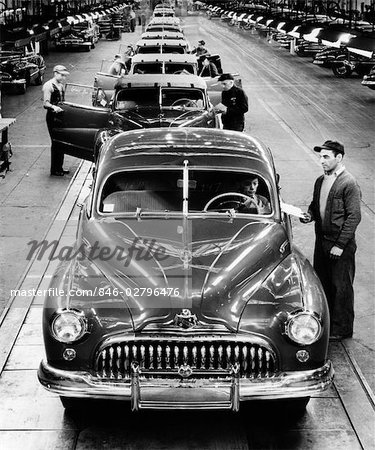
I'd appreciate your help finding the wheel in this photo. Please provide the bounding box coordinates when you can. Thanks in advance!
[274,397,310,417]
[60,396,92,410]
[17,83,27,95]
[332,62,353,78]
[35,73,44,85]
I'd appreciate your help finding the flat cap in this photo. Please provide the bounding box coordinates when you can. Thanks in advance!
[53,64,69,75]
[218,73,234,81]
[314,140,345,155]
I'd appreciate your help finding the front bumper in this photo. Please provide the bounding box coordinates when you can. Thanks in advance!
[38,359,334,411]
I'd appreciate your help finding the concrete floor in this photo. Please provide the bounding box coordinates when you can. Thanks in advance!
[0,12,374,450]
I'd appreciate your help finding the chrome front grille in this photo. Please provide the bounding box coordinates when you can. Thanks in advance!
[95,340,277,379]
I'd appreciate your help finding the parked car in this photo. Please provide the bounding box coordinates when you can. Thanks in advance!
[55,19,99,51]
[0,51,46,93]
[38,127,334,412]
[361,64,375,89]
[331,53,375,77]
[313,46,346,68]
[52,75,220,161]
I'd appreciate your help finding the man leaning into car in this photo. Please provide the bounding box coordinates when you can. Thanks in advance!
[300,141,361,340]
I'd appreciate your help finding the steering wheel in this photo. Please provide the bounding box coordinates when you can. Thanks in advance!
[171,98,198,107]
[203,192,250,211]
[173,69,187,74]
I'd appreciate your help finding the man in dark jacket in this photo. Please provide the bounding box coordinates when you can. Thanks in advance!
[214,73,248,131]
[301,140,361,340]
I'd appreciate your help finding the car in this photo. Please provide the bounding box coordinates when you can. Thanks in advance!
[313,46,346,67]
[55,19,99,51]
[141,31,185,40]
[129,53,198,75]
[38,127,334,412]
[148,16,181,26]
[331,52,375,77]
[0,51,46,93]
[53,75,220,161]
[361,64,375,89]
[135,38,190,54]
[153,8,175,17]
[146,24,183,34]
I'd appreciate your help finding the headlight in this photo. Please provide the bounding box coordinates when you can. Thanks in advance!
[51,310,86,343]
[286,312,321,345]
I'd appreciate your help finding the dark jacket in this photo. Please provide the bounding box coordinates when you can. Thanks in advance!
[199,62,219,78]
[308,170,361,248]
[221,85,248,131]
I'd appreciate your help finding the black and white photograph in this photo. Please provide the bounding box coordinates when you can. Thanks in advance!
[0,0,374,448]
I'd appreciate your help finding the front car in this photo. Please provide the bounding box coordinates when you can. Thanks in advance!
[107,74,218,128]
[39,129,333,411]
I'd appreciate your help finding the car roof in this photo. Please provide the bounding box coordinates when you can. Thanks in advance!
[115,74,206,89]
[98,129,276,182]
[136,39,188,47]
[131,53,197,63]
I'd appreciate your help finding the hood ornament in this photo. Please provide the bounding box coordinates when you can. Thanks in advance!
[174,309,198,329]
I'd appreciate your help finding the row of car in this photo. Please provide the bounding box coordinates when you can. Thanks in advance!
[206,4,375,90]
[0,4,130,95]
[38,3,334,413]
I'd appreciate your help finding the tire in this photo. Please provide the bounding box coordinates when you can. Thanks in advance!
[35,73,44,85]
[332,62,353,78]
[275,397,310,417]
[17,83,27,95]
[60,396,91,410]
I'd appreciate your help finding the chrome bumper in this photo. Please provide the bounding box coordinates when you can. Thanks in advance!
[38,359,334,411]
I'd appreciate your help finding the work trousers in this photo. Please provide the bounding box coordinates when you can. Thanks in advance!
[313,238,356,336]
[46,113,64,174]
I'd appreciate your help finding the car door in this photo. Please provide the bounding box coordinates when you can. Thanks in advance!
[52,84,111,162]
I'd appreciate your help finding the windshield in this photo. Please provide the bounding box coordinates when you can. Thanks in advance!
[115,88,159,110]
[161,88,205,109]
[99,169,273,215]
[137,45,186,54]
[132,62,163,74]
[114,88,205,111]
[164,63,195,74]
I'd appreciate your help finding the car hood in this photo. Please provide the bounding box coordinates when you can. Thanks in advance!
[70,217,293,332]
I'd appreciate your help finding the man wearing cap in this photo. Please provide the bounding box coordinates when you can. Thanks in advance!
[214,73,248,132]
[192,40,208,57]
[108,54,126,76]
[199,55,219,78]
[42,65,70,176]
[301,140,361,340]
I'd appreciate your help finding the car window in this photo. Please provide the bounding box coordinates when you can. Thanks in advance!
[137,46,161,54]
[164,63,195,74]
[161,88,205,109]
[99,170,272,215]
[115,88,159,110]
[132,63,163,74]
[161,45,185,54]
[187,171,272,215]
[100,170,183,213]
